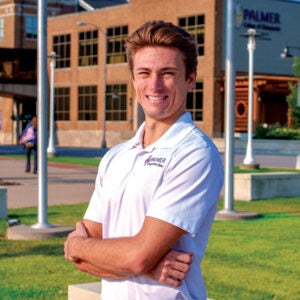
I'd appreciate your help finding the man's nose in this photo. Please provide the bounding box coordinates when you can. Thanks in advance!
[149,74,164,90]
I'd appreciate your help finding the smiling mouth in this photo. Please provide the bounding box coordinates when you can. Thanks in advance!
[147,95,168,102]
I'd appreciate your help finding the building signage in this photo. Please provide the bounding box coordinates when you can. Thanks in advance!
[236,1,281,32]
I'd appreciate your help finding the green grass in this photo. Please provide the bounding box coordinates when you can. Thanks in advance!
[48,156,101,167]
[0,198,299,299]
[0,204,93,300]
[0,154,101,167]
[234,166,300,173]
[204,198,300,300]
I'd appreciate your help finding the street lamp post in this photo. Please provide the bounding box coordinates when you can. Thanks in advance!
[77,21,107,149]
[47,51,59,157]
[241,28,260,169]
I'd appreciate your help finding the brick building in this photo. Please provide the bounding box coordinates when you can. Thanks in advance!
[0,0,77,144]
[1,0,300,147]
[46,0,224,147]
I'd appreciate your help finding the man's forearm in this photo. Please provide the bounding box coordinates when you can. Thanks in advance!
[66,234,144,277]
[74,260,132,280]
[74,248,192,288]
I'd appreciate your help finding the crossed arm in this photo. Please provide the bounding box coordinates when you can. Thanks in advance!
[64,216,193,287]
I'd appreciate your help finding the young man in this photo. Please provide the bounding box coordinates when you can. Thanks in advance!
[64,20,224,299]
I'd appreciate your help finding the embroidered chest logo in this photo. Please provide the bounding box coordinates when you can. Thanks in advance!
[144,155,166,168]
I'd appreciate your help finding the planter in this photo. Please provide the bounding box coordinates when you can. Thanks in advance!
[234,172,300,201]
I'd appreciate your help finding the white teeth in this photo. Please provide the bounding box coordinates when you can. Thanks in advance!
[148,96,165,101]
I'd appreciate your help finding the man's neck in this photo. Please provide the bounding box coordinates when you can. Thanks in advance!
[142,118,175,148]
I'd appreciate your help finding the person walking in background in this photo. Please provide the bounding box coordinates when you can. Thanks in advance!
[19,115,38,174]
[64,20,224,299]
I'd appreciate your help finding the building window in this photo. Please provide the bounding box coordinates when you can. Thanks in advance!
[78,85,97,121]
[186,81,203,121]
[53,34,71,68]
[106,84,127,121]
[55,87,70,121]
[178,15,205,56]
[78,30,98,66]
[107,26,128,64]
[0,18,4,39]
[25,16,37,39]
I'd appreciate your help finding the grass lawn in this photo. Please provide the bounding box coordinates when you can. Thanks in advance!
[205,198,300,300]
[1,154,101,167]
[0,198,299,299]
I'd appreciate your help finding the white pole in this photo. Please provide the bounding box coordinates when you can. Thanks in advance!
[222,0,236,212]
[47,52,58,157]
[32,0,52,228]
[243,29,256,165]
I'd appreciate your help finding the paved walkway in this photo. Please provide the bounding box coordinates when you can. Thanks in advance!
[0,156,98,209]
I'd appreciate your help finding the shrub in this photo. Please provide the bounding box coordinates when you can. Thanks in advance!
[255,124,300,140]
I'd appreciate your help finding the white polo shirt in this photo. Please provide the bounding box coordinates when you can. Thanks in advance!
[84,112,224,300]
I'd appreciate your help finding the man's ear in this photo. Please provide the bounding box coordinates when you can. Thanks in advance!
[132,77,136,89]
[187,72,197,90]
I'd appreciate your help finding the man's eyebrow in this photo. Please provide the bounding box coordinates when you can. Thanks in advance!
[135,67,150,71]
[135,67,179,72]
[160,67,178,72]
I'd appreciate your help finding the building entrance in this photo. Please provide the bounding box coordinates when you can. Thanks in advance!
[260,92,288,126]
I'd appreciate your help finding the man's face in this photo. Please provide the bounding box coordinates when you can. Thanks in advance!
[132,46,196,125]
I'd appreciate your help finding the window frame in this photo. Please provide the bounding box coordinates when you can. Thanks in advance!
[178,15,205,56]
[186,81,204,121]
[25,15,37,40]
[78,30,98,66]
[53,34,71,69]
[106,26,128,64]
[78,85,98,121]
[54,87,70,121]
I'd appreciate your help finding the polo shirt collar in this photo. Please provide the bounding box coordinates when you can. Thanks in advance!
[128,112,196,150]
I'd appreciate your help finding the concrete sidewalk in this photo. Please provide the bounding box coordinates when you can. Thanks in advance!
[0,156,98,209]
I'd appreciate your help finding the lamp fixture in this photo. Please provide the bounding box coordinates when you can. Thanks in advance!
[280,46,300,59]
[280,47,293,59]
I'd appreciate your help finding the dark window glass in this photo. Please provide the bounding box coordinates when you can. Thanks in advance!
[105,84,127,121]
[186,81,203,121]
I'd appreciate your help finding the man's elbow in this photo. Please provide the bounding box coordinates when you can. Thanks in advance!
[123,252,154,275]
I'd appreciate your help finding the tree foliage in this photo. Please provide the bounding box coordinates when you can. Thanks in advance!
[286,56,300,126]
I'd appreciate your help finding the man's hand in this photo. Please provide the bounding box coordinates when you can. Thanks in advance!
[146,250,193,287]
[64,222,88,262]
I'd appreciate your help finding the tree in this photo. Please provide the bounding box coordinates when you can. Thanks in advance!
[286,56,300,126]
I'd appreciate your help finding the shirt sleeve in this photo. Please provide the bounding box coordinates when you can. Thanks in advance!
[146,145,223,236]
[83,167,104,223]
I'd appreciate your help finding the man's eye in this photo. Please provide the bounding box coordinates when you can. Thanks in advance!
[162,72,175,77]
[136,72,149,77]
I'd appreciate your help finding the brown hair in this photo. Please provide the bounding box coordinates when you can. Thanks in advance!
[125,20,198,79]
